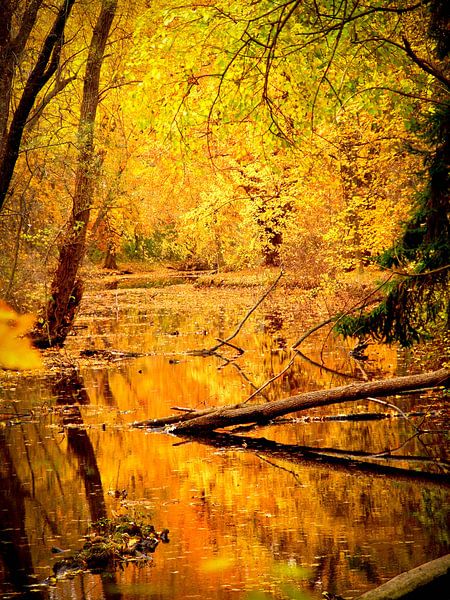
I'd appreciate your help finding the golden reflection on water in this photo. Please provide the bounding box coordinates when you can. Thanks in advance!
[0,280,449,599]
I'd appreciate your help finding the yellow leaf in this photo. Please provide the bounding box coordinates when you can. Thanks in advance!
[0,301,42,370]
[127,536,141,549]
[201,556,235,573]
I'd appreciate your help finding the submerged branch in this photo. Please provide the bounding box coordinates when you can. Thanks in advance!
[292,315,338,349]
[243,348,300,403]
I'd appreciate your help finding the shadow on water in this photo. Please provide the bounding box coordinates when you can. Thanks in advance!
[187,432,450,488]
[53,371,107,523]
[0,370,123,599]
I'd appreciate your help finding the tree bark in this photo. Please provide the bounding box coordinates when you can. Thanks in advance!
[103,243,119,270]
[356,553,450,600]
[32,0,118,347]
[0,0,75,213]
[133,368,449,433]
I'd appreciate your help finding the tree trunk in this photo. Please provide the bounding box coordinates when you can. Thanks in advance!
[262,227,283,267]
[0,0,75,213]
[356,553,450,600]
[133,368,449,433]
[0,0,44,147]
[103,242,119,270]
[32,0,118,347]
[0,2,15,149]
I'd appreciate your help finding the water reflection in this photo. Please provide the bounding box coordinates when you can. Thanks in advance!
[54,372,107,522]
[0,429,47,599]
[0,276,449,599]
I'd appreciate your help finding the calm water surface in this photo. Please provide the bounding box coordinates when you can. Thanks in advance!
[0,275,449,599]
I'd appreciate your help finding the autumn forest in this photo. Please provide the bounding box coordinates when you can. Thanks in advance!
[0,0,449,598]
[0,0,447,341]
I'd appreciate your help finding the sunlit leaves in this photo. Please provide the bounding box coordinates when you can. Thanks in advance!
[110,0,432,277]
[1,0,443,315]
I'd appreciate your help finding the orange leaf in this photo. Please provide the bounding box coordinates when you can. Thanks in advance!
[0,301,42,370]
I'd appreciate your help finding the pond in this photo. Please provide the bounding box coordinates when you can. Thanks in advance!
[0,271,449,599]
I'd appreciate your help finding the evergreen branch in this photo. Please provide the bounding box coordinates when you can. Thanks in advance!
[382,264,450,278]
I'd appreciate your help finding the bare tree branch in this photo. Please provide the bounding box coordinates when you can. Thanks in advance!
[189,269,283,356]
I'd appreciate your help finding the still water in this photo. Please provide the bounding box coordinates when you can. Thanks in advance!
[1,274,449,599]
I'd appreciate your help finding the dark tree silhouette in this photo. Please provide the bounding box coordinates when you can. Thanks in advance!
[33,0,118,347]
[0,0,75,213]
[337,0,450,345]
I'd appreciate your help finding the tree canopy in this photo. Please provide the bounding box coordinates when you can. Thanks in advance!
[0,0,448,346]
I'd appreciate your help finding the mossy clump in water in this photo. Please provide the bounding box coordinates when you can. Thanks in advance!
[52,514,169,580]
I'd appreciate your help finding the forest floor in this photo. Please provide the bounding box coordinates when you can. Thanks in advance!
[80,261,378,321]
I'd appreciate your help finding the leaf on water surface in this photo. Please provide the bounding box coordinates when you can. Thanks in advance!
[272,562,312,581]
[0,301,42,370]
[126,535,141,549]
[201,555,235,572]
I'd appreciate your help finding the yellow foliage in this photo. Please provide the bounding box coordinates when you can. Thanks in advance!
[0,301,42,370]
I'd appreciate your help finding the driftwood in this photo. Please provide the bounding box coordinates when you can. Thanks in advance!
[79,349,145,359]
[357,553,450,599]
[133,367,449,433]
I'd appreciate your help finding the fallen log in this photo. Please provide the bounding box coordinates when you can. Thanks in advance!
[356,553,450,599]
[133,368,449,433]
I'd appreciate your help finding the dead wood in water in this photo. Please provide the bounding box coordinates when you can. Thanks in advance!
[356,553,450,599]
[133,368,449,433]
